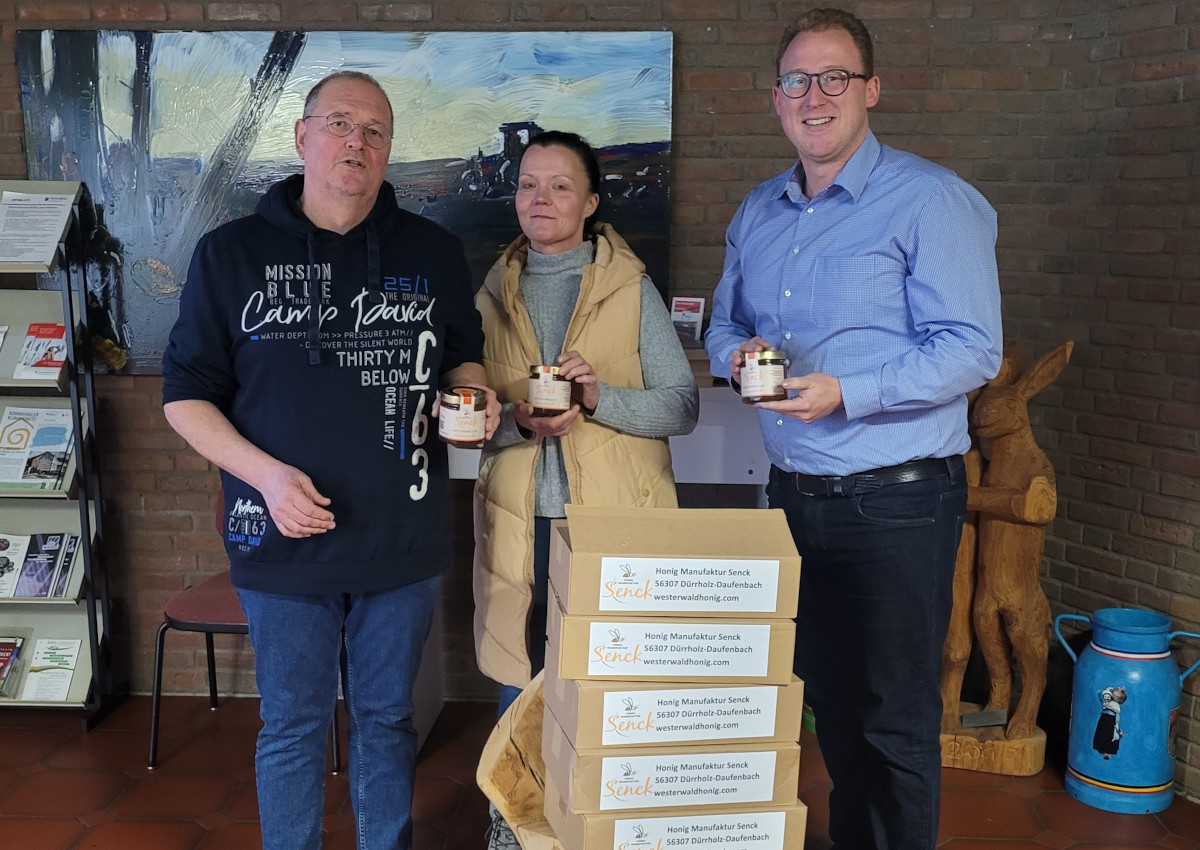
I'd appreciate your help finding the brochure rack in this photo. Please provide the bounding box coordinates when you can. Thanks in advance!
[0,180,127,727]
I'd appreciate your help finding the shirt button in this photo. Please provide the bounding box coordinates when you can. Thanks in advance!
[792,246,799,254]
[806,208,814,214]
[777,419,784,426]
[784,290,791,297]
[784,332,792,340]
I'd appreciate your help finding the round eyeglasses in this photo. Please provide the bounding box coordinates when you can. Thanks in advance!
[776,69,870,99]
[303,112,391,149]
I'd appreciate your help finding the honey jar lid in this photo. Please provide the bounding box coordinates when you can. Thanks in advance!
[441,386,478,402]
[747,350,784,360]
[529,365,563,376]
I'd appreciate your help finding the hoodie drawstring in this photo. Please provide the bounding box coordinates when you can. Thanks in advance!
[367,225,384,306]
[307,233,321,365]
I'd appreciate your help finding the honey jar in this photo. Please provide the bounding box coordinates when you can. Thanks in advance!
[438,387,487,447]
[740,350,787,404]
[528,365,573,416]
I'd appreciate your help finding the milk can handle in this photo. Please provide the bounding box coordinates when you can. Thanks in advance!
[1054,614,1092,663]
[1167,630,1200,683]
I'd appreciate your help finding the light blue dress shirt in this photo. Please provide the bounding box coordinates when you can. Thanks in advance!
[706,132,1003,477]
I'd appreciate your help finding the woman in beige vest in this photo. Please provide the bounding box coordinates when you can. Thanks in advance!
[473,132,698,849]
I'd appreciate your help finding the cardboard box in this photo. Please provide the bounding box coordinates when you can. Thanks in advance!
[550,505,800,618]
[547,595,796,684]
[544,770,808,850]
[544,660,805,750]
[514,818,565,850]
[542,708,801,814]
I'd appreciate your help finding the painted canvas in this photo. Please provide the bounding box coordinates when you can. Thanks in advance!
[16,30,673,373]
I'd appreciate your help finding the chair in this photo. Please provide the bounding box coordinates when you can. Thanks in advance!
[148,569,343,770]
[148,488,342,770]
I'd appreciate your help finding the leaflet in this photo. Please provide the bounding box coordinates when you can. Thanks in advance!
[0,407,73,488]
[19,638,81,702]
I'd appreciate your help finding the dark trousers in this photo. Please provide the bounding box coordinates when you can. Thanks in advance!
[768,457,966,850]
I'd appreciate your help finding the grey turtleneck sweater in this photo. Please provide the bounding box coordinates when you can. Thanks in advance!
[490,239,699,517]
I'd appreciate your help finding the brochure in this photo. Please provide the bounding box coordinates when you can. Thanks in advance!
[0,532,31,596]
[19,638,81,702]
[12,322,67,381]
[13,533,70,598]
[0,407,74,489]
[670,296,705,344]
[51,535,79,598]
[0,635,24,697]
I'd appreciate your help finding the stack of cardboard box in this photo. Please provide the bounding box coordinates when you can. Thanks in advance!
[541,504,808,849]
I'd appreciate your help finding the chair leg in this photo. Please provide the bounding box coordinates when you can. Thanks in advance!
[331,701,342,775]
[205,633,218,709]
[148,621,170,769]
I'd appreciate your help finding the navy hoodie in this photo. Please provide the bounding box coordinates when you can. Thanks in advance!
[162,175,484,594]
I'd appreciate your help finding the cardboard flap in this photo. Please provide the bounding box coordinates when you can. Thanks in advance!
[564,504,799,561]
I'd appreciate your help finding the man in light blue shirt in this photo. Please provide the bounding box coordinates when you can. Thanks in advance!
[706,9,1002,850]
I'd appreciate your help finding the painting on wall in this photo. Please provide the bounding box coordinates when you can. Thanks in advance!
[16,30,673,373]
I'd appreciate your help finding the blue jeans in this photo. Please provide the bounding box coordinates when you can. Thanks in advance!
[497,517,553,717]
[768,458,966,850]
[239,575,441,850]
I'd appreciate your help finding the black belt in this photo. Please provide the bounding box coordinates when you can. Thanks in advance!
[773,457,958,498]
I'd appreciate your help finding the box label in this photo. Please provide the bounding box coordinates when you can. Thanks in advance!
[600,686,779,745]
[613,810,788,850]
[587,622,772,678]
[599,750,777,810]
[598,557,780,613]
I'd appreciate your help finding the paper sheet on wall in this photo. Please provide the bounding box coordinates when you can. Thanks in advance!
[19,638,81,701]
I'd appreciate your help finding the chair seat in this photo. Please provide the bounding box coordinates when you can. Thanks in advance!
[164,571,248,634]
[149,567,341,772]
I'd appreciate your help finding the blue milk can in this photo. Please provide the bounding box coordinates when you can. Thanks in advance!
[1054,608,1200,813]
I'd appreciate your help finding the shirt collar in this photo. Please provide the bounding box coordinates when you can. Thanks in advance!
[782,130,881,203]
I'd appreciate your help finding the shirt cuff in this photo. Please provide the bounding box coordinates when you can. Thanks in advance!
[838,370,881,421]
[582,382,606,418]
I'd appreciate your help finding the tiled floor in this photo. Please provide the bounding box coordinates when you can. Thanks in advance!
[1,696,1198,849]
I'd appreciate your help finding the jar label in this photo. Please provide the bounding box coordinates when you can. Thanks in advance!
[529,371,573,410]
[438,401,486,442]
[741,360,785,399]
[599,684,780,745]
[598,556,781,613]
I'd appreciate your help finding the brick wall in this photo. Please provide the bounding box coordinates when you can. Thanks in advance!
[0,0,1196,798]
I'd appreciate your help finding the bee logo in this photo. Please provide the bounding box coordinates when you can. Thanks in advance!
[622,697,637,712]
[610,628,623,644]
[621,762,634,777]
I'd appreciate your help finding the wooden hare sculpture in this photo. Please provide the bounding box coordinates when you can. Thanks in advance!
[970,341,1073,741]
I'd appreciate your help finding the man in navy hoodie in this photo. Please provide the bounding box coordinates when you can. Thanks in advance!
[162,71,499,850]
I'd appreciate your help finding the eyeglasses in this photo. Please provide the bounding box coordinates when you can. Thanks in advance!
[776,69,870,99]
[303,113,391,149]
